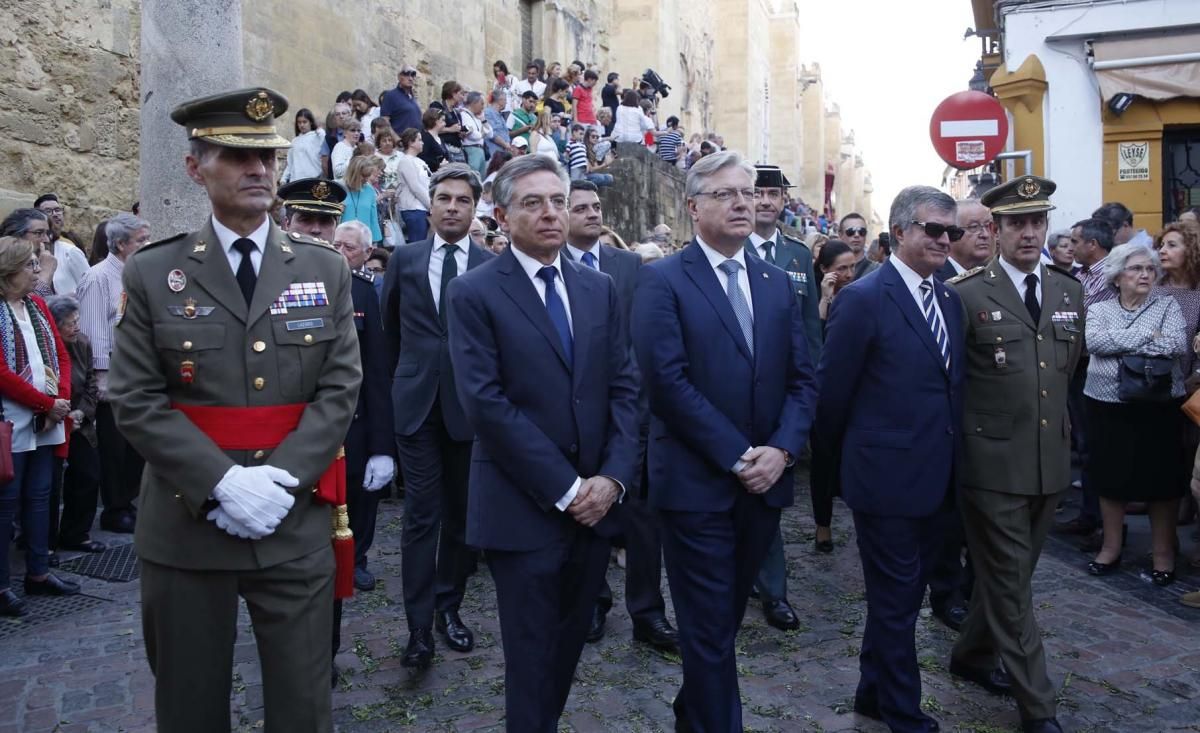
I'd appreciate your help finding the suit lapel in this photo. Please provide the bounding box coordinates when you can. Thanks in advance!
[745,254,773,369]
[189,220,247,324]
[682,241,752,363]
[496,248,571,370]
[562,259,591,388]
[982,259,1036,330]
[414,238,439,323]
[246,224,297,327]
[881,261,947,376]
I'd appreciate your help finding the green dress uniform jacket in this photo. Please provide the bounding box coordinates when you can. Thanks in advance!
[109,220,363,572]
[950,260,1085,495]
[745,233,823,363]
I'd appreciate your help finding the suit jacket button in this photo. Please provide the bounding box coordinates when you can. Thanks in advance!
[254,377,266,390]
[1041,389,1048,398]
[442,335,448,343]
[1040,419,1048,427]
[946,427,953,435]
[570,443,578,454]
[252,340,267,353]
[975,427,983,433]
[1037,334,1044,341]
[1039,361,1046,369]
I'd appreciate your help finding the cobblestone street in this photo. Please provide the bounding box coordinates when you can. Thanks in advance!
[2,475,1199,733]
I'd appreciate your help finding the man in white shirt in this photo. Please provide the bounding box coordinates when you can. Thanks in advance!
[512,62,547,99]
[935,198,994,281]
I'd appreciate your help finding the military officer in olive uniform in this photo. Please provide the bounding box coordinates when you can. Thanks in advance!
[109,88,361,733]
[946,176,1083,733]
[744,164,821,631]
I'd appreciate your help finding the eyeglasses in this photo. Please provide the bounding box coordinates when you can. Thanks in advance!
[910,220,965,242]
[1123,264,1156,275]
[694,188,755,203]
[517,195,568,212]
[39,206,64,215]
[843,227,868,237]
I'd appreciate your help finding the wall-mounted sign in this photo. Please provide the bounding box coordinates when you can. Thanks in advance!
[1118,141,1150,181]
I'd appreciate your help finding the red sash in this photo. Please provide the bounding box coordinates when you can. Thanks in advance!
[172,402,354,599]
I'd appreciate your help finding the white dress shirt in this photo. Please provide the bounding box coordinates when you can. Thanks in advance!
[429,234,471,312]
[509,245,582,509]
[696,236,754,317]
[998,255,1041,308]
[748,230,780,263]
[565,242,601,269]
[946,257,968,276]
[211,215,268,277]
[890,254,946,327]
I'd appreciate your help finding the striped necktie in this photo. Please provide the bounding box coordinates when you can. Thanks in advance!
[919,280,950,370]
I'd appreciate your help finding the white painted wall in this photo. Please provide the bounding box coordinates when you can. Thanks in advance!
[999,0,1200,232]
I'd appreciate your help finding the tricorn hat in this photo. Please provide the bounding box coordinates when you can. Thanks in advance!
[277,178,348,217]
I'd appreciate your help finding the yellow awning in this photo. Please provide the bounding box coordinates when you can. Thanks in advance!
[1092,32,1200,102]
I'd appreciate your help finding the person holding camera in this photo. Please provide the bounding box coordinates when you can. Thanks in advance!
[1082,242,1188,586]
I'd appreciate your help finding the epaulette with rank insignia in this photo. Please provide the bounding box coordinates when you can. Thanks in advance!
[287,231,334,248]
[132,232,186,255]
[947,266,985,285]
[1046,264,1080,281]
[352,269,375,284]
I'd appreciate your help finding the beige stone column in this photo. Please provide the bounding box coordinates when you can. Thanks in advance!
[139,0,244,238]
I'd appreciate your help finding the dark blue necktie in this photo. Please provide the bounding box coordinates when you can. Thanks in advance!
[581,250,598,270]
[537,266,573,368]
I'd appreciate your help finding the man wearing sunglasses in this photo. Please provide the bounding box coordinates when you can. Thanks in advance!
[947,176,1082,733]
[840,212,879,281]
[817,185,965,733]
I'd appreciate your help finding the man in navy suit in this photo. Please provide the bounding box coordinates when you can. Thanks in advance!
[565,180,679,653]
[380,164,494,669]
[632,151,817,732]
[815,185,966,733]
[447,155,639,732]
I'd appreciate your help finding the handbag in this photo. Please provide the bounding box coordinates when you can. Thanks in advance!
[0,402,13,484]
[1116,302,1175,403]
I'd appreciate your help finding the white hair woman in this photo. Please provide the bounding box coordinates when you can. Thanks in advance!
[1083,243,1189,586]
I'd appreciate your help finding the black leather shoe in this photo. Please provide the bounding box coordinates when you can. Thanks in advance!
[1051,516,1097,536]
[586,603,608,643]
[353,567,376,592]
[762,598,800,631]
[632,616,680,653]
[1146,569,1176,587]
[814,538,834,554]
[401,628,434,669]
[1022,717,1064,733]
[949,659,1013,696]
[1087,556,1121,576]
[0,589,26,617]
[853,698,940,731]
[60,539,107,553]
[24,574,80,596]
[435,609,474,652]
[99,512,135,534]
[932,603,969,631]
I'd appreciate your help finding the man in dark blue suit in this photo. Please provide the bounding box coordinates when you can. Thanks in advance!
[632,151,817,732]
[744,163,823,633]
[815,185,966,733]
[447,156,639,733]
[565,180,679,653]
[380,164,494,669]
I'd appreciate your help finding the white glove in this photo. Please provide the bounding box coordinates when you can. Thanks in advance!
[212,465,299,537]
[363,455,395,492]
[206,505,264,540]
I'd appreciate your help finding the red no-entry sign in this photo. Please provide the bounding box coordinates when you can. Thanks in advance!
[929,91,1009,170]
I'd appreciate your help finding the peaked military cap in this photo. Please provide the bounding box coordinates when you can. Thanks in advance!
[754,164,793,189]
[170,87,291,149]
[981,175,1057,215]
[277,178,347,217]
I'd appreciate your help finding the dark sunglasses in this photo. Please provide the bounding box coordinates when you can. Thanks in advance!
[911,220,965,242]
[843,227,867,237]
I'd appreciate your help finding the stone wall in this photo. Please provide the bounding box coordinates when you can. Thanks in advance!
[597,143,692,248]
[0,0,141,239]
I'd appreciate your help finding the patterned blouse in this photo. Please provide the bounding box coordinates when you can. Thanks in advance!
[1153,284,1200,375]
[1084,294,1189,402]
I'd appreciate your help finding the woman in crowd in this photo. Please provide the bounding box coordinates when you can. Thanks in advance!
[529,109,561,162]
[87,220,109,266]
[484,151,512,185]
[612,89,655,144]
[0,209,57,298]
[394,128,432,243]
[805,232,830,265]
[431,81,466,163]
[0,236,76,618]
[809,240,855,552]
[1084,243,1188,585]
[350,89,380,134]
[540,78,572,119]
[582,128,616,186]
[342,156,384,248]
[1048,229,1078,274]
[331,119,363,180]
[419,109,448,173]
[1152,220,1200,534]
[375,129,404,196]
[598,225,629,252]
[281,108,323,184]
[546,61,563,82]
[469,217,489,250]
[493,60,515,113]
[44,295,104,555]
